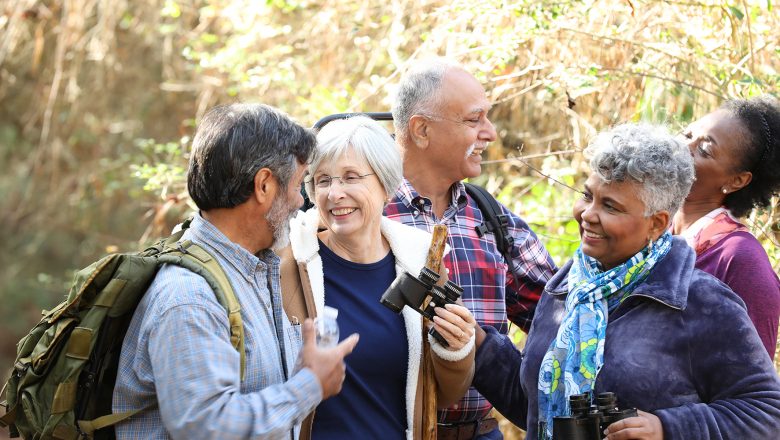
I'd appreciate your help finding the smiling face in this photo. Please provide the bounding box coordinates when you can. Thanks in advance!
[573,174,666,270]
[423,68,497,182]
[313,147,387,240]
[681,109,751,202]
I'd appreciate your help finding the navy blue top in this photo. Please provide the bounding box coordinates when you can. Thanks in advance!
[312,240,408,440]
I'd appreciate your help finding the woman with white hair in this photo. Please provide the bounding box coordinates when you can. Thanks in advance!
[278,115,476,440]
[471,123,780,440]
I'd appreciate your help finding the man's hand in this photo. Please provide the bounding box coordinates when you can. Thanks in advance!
[297,319,359,400]
[604,410,664,440]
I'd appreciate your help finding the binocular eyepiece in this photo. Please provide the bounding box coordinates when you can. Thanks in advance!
[548,392,637,440]
[379,267,463,347]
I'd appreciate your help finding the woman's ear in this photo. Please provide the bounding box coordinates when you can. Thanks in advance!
[382,194,392,209]
[649,210,671,239]
[724,170,753,194]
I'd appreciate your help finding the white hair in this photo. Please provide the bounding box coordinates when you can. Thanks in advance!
[306,115,402,202]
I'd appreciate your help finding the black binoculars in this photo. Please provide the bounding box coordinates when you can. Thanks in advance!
[379,266,463,347]
[548,392,637,440]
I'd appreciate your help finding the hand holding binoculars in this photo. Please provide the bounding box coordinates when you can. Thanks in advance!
[548,392,637,440]
[379,266,463,347]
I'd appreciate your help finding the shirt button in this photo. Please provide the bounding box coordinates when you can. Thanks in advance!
[413,210,419,216]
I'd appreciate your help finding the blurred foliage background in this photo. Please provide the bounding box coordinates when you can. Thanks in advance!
[0,0,778,438]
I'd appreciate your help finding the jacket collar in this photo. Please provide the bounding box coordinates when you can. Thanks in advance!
[546,237,695,310]
[289,207,444,272]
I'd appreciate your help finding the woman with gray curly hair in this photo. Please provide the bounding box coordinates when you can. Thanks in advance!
[470,123,780,440]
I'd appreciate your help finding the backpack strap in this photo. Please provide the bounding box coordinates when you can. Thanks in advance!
[76,224,247,436]
[463,183,521,288]
[76,407,145,437]
[157,239,247,382]
[0,402,15,429]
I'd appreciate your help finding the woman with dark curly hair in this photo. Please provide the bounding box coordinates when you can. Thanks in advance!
[674,95,780,359]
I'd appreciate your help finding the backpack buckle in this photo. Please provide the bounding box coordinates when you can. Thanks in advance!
[475,223,491,237]
[505,235,514,249]
[13,362,28,375]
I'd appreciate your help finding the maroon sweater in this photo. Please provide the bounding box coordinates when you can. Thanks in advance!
[695,230,780,359]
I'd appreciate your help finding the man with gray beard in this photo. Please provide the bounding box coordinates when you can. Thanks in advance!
[384,60,556,439]
[113,103,359,440]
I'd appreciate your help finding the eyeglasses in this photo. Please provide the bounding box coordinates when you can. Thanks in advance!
[306,171,376,189]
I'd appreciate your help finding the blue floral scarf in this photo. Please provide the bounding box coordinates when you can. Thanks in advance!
[537,232,672,439]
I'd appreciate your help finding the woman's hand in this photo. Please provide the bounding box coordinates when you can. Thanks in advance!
[431,303,476,350]
[604,410,663,440]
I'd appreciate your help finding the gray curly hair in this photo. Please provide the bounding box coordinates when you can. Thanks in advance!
[585,123,694,217]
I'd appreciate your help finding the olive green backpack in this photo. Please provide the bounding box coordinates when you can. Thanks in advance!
[0,220,246,439]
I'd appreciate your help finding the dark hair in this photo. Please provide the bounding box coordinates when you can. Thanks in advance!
[187,103,316,211]
[721,95,780,217]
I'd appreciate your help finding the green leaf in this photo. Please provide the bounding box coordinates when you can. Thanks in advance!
[162,0,181,18]
[728,5,744,20]
[200,33,219,44]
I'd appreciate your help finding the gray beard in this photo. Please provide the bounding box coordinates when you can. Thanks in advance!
[266,194,295,251]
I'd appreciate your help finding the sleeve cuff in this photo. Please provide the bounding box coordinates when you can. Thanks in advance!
[290,368,323,415]
[429,332,475,362]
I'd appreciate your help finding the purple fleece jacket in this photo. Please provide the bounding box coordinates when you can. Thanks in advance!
[694,231,780,359]
[473,237,780,440]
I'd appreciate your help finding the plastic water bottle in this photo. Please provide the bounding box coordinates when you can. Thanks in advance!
[315,306,340,348]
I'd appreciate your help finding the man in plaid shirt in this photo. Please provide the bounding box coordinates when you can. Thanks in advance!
[385,60,557,439]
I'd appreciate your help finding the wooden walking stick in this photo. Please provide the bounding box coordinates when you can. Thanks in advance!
[421,224,448,440]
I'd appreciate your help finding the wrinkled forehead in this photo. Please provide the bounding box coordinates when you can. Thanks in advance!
[438,68,493,115]
[585,173,643,198]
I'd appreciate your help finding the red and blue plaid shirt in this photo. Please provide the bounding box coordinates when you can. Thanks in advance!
[384,178,557,423]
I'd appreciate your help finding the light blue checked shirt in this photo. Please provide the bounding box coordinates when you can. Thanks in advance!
[113,214,321,439]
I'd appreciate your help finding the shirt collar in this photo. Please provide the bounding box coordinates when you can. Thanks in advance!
[395,178,469,213]
[185,213,278,277]
[451,181,469,208]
